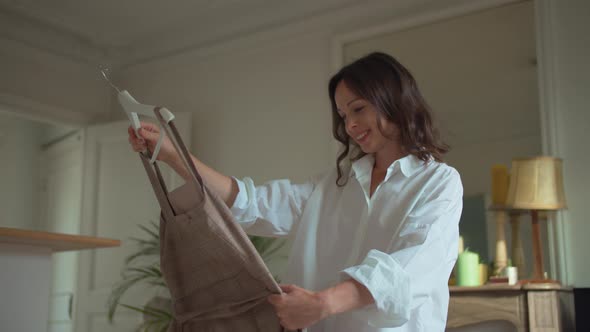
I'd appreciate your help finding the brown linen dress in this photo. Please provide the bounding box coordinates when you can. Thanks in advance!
[139,108,288,332]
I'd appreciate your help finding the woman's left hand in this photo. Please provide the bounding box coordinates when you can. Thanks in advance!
[267,284,331,330]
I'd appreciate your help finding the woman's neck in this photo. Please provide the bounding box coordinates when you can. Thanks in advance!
[373,147,407,172]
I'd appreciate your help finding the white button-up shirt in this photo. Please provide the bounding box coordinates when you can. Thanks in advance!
[231,154,463,332]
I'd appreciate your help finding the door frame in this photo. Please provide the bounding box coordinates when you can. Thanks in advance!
[0,92,95,127]
[40,129,85,332]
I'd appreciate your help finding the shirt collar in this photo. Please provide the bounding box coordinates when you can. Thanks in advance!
[351,153,426,179]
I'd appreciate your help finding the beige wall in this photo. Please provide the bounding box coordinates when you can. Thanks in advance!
[344,1,540,197]
[0,112,73,230]
[118,33,336,183]
[0,0,588,286]
[344,0,544,278]
[115,0,589,286]
[0,113,41,229]
[0,38,112,125]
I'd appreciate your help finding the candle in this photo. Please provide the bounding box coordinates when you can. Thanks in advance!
[456,250,480,286]
[479,263,489,285]
[458,235,464,254]
[491,164,509,205]
[505,266,518,285]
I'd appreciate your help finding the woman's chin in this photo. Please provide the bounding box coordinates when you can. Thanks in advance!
[358,144,374,154]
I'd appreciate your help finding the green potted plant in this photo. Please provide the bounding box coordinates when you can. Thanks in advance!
[107,221,286,331]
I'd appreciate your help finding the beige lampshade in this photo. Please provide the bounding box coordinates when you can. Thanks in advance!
[506,156,567,210]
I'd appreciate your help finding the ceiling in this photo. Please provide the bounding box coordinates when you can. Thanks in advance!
[0,0,365,65]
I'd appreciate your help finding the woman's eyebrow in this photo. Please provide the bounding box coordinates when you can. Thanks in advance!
[337,98,362,111]
[346,98,361,106]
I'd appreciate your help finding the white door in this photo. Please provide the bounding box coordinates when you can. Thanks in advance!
[74,113,191,332]
[39,130,84,332]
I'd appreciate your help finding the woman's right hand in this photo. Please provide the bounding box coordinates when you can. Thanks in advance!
[127,122,178,164]
[129,121,239,207]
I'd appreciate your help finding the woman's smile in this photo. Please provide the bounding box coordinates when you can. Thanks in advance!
[355,130,370,145]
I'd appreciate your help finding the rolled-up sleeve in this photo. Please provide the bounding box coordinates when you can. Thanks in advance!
[230,176,315,238]
[341,250,412,326]
[341,169,463,327]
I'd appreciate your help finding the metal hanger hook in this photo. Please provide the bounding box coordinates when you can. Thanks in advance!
[99,65,121,93]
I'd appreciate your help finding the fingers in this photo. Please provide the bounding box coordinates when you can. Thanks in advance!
[268,294,288,327]
[279,284,297,294]
[139,122,159,134]
[128,136,146,152]
[127,126,136,138]
[127,121,161,152]
[267,294,284,306]
[268,293,300,331]
[128,122,158,136]
[128,125,146,152]
[138,127,159,141]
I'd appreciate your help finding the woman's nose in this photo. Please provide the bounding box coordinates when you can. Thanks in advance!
[345,117,358,133]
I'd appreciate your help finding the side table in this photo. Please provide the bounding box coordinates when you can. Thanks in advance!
[447,284,576,331]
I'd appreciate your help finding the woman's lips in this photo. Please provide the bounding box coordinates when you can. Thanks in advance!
[355,130,369,144]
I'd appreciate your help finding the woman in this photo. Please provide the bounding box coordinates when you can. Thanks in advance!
[129,52,463,332]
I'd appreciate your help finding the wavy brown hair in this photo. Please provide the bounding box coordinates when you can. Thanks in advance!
[329,52,449,186]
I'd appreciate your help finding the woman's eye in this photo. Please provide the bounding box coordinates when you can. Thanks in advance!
[354,106,365,113]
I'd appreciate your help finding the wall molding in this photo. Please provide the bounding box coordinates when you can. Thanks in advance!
[0,93,94,127]
[3,0,426,69]
[0,7,112,66]
[0,0,525,71]
[0,35,114,127]
[119,0,438,70]
[330,0,521,69]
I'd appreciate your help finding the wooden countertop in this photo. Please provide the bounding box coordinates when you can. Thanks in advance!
[450,283,572,292]
[0,227,121,252]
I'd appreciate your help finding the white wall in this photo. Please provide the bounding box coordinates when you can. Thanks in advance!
[117,31,341,279]
[0,38,112,125]
[547,0,590,287]
[0,36,107,230]
[115,0,590,285]
[343,0,544,277]
[119,32,336,183]
[40,124,77,144]
[0,113,74,230]
[1,0,587,286]
[115,0,505,183]
[0,113,41,229]
[114,2,444,279]
[343,1,540,197]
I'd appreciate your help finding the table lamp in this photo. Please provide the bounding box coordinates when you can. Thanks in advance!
[505,156,567,283]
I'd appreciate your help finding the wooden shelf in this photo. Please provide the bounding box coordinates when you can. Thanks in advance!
[450,283,570,293]
[0,227,120,252]
[450,284,522,292]
[448,283,576,331]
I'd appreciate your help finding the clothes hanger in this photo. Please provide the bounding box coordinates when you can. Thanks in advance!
[100,66,174,164]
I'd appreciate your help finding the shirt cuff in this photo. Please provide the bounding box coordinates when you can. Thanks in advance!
[230,177,257,223]
[231,177,248,209]
[340,249,411,328]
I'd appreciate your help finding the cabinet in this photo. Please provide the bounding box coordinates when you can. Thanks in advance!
[0,227,119,332]
[447,284,576,331]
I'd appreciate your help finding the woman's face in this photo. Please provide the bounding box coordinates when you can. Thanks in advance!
[335,80,401,156]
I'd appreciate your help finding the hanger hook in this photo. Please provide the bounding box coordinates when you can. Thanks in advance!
[99,66,120,93]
